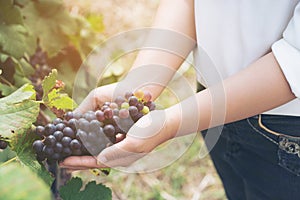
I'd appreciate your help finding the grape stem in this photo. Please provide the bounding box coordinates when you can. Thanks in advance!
[0,156,17,168]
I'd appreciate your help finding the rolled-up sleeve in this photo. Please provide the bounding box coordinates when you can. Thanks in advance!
[272,3,300,98]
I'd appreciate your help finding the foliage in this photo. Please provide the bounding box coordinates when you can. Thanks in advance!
[0,163,52,200]
[0,0,113,199]
[60,177,112,200]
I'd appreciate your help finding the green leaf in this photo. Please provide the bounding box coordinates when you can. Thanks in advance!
[42,69,57,99]
[0,82,17,96]
[0,100,39,138]
[0,163,52,200]
[0,83,35,104]
[49,95,77,110]
[60,177,112,200]
[22,1,78,57]
[0,0,24,25]
[0,23,36,59]
[16,148,54,186]
[0,84,39,138]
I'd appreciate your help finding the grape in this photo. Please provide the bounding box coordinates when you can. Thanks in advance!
[32,90,156,168]
[62,147,72,156]
[33,140,44,153]
[76,129,88,141]
[78,118,89,131]
[142,106,150,114]
[44,124,56,136]
[89,120,101,133]
[119,109,129,119]
[129,106,139,117]
[121,102,129,109]
[70,139,81,150]
[95,110,105,122]
[134,90,144,100]
[83,111,96,122]
[64,111,74,121]
[53,131,63,141]
[113,108,119,116]
[61,136,72,147]
[110,102,118,109]
[67,118,77,130]
[136,102,144,111]
[63,127,75,138]
[35,126,45,137]
[103,124,115,137]
[54,142,63,153]
[43,146,54,156]
[53,118,63,125]
[55,123,66,131]
[45,135,56,147]
[104,108,113,119]
[145,101,156,111]
[115,96,125,106]
[128,96,138,106]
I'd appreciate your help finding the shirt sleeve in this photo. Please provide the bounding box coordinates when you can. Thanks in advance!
[272,3,300,98]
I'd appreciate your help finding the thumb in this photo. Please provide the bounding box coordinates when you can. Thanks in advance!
[97,142,146,168]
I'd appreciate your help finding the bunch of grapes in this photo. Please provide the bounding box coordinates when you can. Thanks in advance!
[29,46,51,101]
[32,90,156,165]
[0,139,8,150]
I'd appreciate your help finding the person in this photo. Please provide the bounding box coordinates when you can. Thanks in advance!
[61,0,300,199]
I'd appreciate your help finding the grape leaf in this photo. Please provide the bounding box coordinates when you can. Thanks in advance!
[0,23,36,59]
[49,94,77,110]
[0,84,39,138]
[42,69,58,99]
[0,163,52,200]
[0,0,23,25]
[0,83,35,104]
[22,0,78,57]
[0,83,17,96]
[59,177,112,200]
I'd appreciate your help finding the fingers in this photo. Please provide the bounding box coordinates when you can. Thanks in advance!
[97,142,146,168]
[74,90,98,114]
[60,156,107,169]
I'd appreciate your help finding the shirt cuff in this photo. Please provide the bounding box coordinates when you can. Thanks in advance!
[272,39,300,98]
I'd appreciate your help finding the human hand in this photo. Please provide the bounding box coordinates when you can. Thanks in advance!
[74,83,116,114]
[60,110,175,169]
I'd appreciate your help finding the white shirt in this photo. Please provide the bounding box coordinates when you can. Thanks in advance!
[194,0,300,116]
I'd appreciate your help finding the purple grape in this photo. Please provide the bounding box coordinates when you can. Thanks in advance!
[129,106,139,117]
[95,110,105,122]
[114,96,125,106]
[33,140,44,153]
[103,124,115,137]
[63,127,75,138]
[44,124,56,136]
[54,142,63,153]
[53,118,63,125]
[104,108,113,119]
[65,111,74,121]
[128,96,138,106]
[61,136,72,147]
[70,139,81,150]
[53,131,63,141]
[43,146,54,156]
[62,147,72,156]
[136,102,144,111]
[45,135,56,147]
[55,123,66,131]
[35,126,45,137]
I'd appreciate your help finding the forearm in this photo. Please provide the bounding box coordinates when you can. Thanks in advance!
[166,52,296,138]
[119,0,196,99]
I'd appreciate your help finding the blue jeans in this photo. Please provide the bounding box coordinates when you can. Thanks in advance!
[202,115,300,200]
